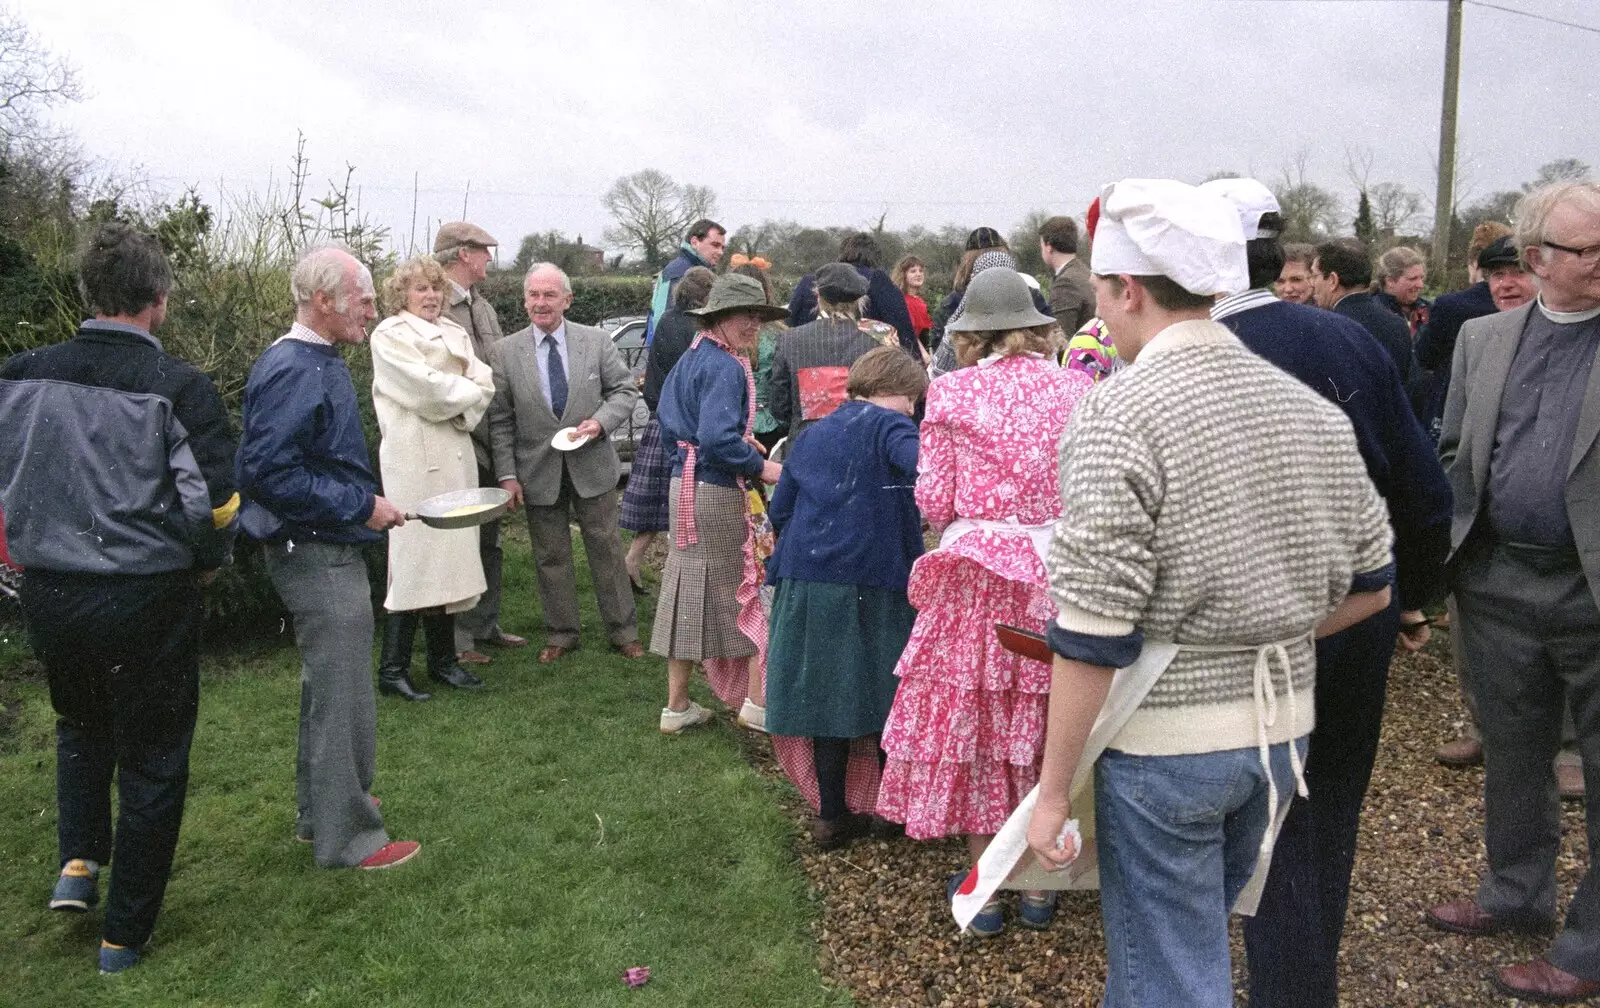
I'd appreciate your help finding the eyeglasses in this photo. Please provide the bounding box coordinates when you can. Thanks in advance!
[1543,240,1600,265]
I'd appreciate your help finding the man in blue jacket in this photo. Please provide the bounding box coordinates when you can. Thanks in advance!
[1312,238,1415,385]
[1204,179,1453,1008]
[645,218,724,344]
[237,247,418,872]
[0,223,238,974]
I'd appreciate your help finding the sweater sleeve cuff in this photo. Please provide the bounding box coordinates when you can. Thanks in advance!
[1047,623,1144,668]
[1351,561,1396,594]
[1056,600,1136,637]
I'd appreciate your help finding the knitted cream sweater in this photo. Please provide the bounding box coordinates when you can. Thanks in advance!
[1047,320,1394,755]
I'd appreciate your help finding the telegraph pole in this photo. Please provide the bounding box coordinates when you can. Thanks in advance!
[1432,0,1464,272]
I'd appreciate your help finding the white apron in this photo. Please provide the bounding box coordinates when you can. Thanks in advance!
[952,631,1313,932]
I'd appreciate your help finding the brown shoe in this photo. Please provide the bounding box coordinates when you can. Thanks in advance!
[1425,899,1555,937]
[612,641,646,659]
[811,813,872,850]
[1435,736,1484,767]
[457,649,492,665]
[1559,760,1586,801]
[537,645,569,664]
[485,632,528,648]
[1494,959,1600,1004]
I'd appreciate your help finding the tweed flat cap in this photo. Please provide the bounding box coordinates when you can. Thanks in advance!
[434,221,498,252]
[816,262,870,302]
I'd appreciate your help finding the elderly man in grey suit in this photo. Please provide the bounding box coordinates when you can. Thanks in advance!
[1427,181,1600,1004]
[490,263,643,664]
[435,221,528,664]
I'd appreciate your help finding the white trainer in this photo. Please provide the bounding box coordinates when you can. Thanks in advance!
[660,701,714,734]
[736,699,768,734]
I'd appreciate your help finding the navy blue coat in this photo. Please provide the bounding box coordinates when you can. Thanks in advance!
[1416,282,1496,373]
[1332,292,1415,386]
[786,265,919,356]
[656,338,765,490]
[237,340,381,545]
[766,399,922,592]
[1220,300,1452,610]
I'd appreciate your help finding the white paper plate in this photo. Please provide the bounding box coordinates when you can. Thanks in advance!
[550,426,593,451]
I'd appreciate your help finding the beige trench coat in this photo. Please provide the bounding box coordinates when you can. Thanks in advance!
[372,311,497,613]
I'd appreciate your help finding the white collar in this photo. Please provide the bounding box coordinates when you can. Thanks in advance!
[1136,318,1241,364]
[1052,255,1076,277]
[1210,288,1279,322]
[448,279,471,304]
[532,321,566,343]
[275,321,334,347]
[1537,295,1600,324]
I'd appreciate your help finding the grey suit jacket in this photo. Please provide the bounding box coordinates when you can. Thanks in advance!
[1438,300,1600,606]
[487,320,640,506]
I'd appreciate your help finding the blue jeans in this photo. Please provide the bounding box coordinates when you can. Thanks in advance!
[1095,742,1302,1008]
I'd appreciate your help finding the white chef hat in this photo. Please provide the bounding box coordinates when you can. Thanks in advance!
[1090,178,1250,296]
[1197,177,1282,240]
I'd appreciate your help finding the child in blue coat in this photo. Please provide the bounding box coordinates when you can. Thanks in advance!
[765,346,928,848]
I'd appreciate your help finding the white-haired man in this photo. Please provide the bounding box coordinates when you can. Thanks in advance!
[488,264,642,663]
[237,246,419,872]
[1427,181,1600,1004]
[434,221,527,664]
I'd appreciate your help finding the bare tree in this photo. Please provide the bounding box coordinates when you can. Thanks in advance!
[1370,182,1423,236]
[1274,149,1342,243]
[1525,157,1592,191]
[0,11,81,148]
[601,169,719,270]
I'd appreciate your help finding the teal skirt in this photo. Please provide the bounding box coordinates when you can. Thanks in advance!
[764,579,916,738]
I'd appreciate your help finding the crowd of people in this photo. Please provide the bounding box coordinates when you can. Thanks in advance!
[2,175,1599,1007]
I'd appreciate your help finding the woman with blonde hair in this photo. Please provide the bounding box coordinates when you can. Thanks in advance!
[1374,245,1431,336]
[370,256,497,700]
[875,267,1093,935]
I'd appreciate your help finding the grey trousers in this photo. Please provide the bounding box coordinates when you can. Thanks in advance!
[454,516,505,650]
[524,471,637,649]
[264,540,389,868]
[1452,591,1580,763]
[1458,540,1600,979]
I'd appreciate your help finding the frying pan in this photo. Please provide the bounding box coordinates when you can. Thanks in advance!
[404,487,513,529]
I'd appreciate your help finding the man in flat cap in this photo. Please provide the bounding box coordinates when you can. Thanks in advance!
[435,222,526,663]
[1026,179,1395,1008]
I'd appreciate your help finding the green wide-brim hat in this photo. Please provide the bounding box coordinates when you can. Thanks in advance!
[686,273,788,321]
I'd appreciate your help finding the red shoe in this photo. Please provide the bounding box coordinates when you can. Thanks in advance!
[358,840,420,870]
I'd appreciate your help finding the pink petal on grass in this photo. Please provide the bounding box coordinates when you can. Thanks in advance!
[623,966,651,988]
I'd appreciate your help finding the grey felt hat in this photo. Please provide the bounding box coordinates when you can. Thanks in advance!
[686,273,788,321]
[816,262,870,302]
[944,268,1056,333]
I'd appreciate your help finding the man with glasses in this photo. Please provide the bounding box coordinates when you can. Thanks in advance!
[1427,181,1600,1003]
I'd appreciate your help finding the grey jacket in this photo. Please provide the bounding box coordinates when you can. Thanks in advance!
[488,320,639,506]
[444,283,505,471]
[1438,300,1600,607]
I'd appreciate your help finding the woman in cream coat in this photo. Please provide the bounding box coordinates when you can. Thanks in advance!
[372,256,497,700]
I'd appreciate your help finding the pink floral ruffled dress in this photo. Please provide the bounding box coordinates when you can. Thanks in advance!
[876,354,1092,839]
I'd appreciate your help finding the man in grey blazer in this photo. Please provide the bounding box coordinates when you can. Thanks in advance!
[1427,181,1600,1004]
[490,263,643,664]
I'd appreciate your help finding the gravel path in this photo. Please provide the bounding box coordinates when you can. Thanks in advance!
[741,628,1593,1006]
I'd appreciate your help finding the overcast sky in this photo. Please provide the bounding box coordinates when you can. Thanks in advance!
[18,0,1600,259]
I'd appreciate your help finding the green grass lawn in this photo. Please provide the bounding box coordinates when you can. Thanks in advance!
[0,531,850,1007]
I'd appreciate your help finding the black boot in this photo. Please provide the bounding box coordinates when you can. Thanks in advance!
[377,611,431,701]
[424,611,483,689]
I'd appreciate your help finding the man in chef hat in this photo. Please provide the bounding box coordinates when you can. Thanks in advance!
[1025,179,1397,1008]
[1204,176,1453,1008]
